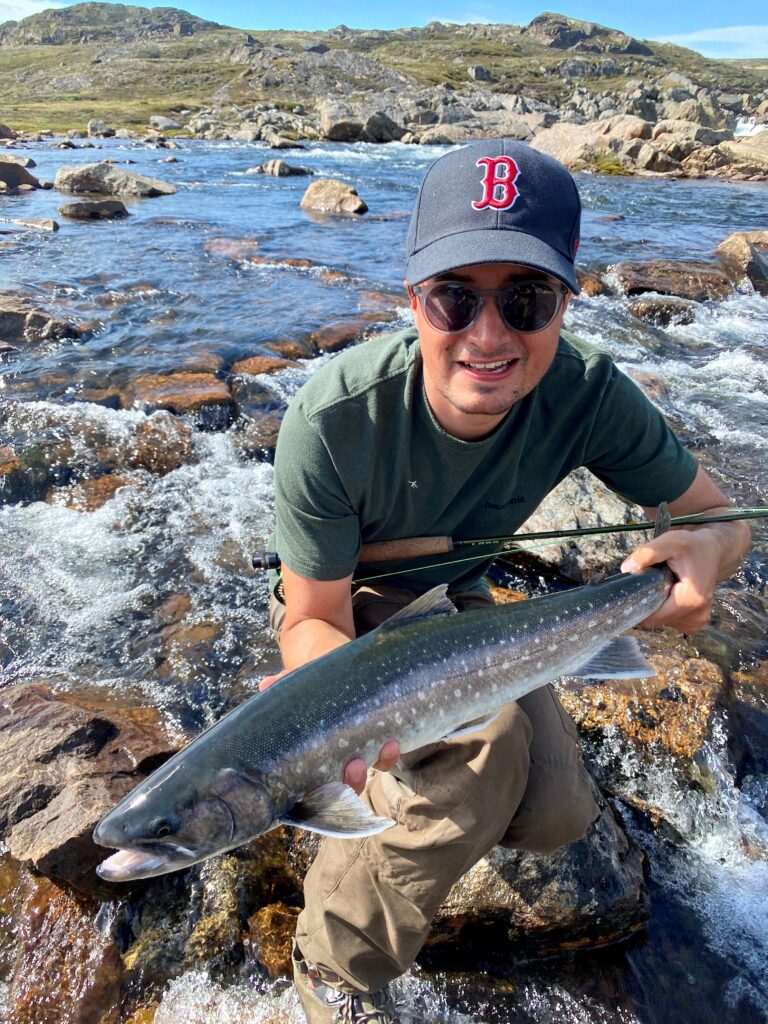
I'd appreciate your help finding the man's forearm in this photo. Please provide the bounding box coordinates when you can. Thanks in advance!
[279,617,354,672]
[691,511,752,581]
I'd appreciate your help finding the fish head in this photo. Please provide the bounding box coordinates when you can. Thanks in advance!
[94,759,275,882]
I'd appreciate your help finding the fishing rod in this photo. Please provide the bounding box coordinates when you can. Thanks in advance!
[252,507,768,574]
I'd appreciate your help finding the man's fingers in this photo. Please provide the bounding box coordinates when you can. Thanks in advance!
[258,669,289,692]
[344,740,401,795]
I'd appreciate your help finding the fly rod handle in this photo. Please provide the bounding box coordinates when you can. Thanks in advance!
[359,536,454,563]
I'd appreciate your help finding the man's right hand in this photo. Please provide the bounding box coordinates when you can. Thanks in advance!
[258,671,401,794]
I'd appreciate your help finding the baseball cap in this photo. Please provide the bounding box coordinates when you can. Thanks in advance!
[405,139,581,294]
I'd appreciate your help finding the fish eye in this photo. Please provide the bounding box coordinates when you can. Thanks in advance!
[148,816,176,839]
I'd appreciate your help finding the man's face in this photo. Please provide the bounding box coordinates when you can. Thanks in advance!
[408,263,571,441]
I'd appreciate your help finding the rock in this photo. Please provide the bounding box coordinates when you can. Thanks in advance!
[203,236,261,260]
[55,161,176,198]
[0,160,42,190]
[49,474,135,511]
[86,118,114,137]
[651,119,733,146]
[310,316,379,353]
[254,159,313,177]
[363,111,405,143]
[715,230,768,294]
[0,682,175,893]
[7,867,123,1024]
[0,297,81,345]
[318,101,364,142]
[0,122,17,138]
[122,372,236,430]
[468,64,491,82]
[610,259,734,301]
[231,411,283,462]
[8,217,59,231]
[300,178,368,216]
[418,123,487,144]
[58,199,129,220]
[247,902,300,977]
[149,115,182,131]
[530,122,602,169]
[575,269,609,296]
[0,153,36,167]
[627,295,699,326]
[429,785,648,958]
[231,355,300,376]
[517,468,640,581]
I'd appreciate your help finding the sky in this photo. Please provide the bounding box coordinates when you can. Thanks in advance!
[1,0,767,60]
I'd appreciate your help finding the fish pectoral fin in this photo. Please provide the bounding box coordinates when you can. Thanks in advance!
[442,711,501,741]
[281,781,395,838]
[376,584,457,631]
[569,635,656,680]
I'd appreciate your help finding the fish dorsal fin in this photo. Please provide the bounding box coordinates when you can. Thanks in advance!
[653,501,671,538]
[281,782,395,838]
[377,585,457,631]
[570,635,656,680]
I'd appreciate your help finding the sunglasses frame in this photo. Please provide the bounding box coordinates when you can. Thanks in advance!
[413,277,569,336]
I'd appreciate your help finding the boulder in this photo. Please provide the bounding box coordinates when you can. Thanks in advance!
[651,119,733,146]
[203,236,261,260]
[418,123,487,144]
[468,64,491,82]
[58,199,129,220]
[0,160,42,190]
[715,230,768,294]
[362,111,405,143]
[86,118,114,138]
[0,682,175,893]
[252,159,313,177]
[530,122,602,169]
[49,474,135,512]
[54,161,176,197]
[0,153,36,167]
[0,297,80,345]
[627,295,699,327]
[609,259,733,301]
[318,101,364,142]
[149,115,182,131]
[300,178,368,216]
[231,355,300,376]
[0,122,17,139]
[430,784,648,958]
[121,372,236,430]
[714,135,768,178]
[8,217,58,231]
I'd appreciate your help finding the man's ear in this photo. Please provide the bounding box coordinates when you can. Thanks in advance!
[404,281,417,312]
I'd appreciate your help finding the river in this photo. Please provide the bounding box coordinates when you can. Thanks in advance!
[1,139,767,1023]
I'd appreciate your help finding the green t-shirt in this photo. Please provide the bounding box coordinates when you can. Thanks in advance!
[273,327,697,592]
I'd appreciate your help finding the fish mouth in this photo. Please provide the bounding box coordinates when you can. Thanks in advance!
[95,840,200,882]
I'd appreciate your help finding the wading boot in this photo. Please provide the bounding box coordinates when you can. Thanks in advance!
[293,943,399,1024]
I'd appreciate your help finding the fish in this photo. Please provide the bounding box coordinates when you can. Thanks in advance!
[94,510,674,882]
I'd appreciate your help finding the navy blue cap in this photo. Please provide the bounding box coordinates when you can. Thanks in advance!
[405,139,581,294]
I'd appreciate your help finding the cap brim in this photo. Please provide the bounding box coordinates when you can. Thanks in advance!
[405,228,580,294]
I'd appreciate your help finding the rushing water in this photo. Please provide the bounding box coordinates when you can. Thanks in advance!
[1,139,767,1023]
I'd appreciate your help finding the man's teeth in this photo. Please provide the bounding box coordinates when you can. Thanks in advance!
[464,359,513,370]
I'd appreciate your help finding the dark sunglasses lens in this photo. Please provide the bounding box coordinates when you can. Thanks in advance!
[500,282,560,332]
[424,284,479,333]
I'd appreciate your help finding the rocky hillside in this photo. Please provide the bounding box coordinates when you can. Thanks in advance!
[0,2,766,167]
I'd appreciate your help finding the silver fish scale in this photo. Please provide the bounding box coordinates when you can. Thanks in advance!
[180,568,668,812]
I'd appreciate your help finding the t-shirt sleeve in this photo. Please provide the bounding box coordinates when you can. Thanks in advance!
[273,399,361,580]
[584,363,698,506]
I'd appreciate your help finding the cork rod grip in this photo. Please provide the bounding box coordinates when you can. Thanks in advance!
[359,536,454,563]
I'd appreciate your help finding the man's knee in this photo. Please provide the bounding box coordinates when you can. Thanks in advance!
[499,764,600,854]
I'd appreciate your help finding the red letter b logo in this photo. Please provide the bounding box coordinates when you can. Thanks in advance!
[472,156,521,211]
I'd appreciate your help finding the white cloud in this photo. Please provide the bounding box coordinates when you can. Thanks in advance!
[657,24,768,60]
[0,0,68,24]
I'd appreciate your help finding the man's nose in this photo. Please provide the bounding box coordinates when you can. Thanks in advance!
[466,294,512,343]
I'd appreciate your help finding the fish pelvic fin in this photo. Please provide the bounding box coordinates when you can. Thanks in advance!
[569,635,656,680]
[376,584,458,631]
[281,781,395,838]
[443,711,501,741]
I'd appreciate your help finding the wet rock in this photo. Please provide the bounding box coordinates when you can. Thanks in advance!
[358,289,410,312]
[203,236,261,260]
[574,269,609,296]
[0,296,81,345]
[59,199,130,220]
[231,355,300,376]
[429,785,648,958]
[247,902,301,977]
[609,259,733,301]
[8,216,59,231]
[300,178,368,216]
[626,369,671,404]
[560,634,724,773]
[251,159,313,176]
[7,868,123,1024]
[0,682,175,893]
[626,294,699,326]
[49,473,136,511]
[55,161,177,198]
[183,856,247,975]
[309,316,379,353]
[730,659,768,798]
[517,467,640,581]
[231,411,284,462]
[714,230,768,295]
[0,159,42,190]
[122,372,236,430]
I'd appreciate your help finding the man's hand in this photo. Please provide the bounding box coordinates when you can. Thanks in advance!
[621,527,721,632]
[258,671,401,795]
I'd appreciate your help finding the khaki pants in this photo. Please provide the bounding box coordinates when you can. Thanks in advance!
[270,583,600,994]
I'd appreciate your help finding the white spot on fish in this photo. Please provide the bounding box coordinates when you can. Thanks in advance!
[454,688,462,698]
[491,683,498,693]
[548,644,557,652]
[536,661,543,669]
[338,738,349,749]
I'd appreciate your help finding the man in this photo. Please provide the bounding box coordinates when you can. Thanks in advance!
[262,140,751,1024]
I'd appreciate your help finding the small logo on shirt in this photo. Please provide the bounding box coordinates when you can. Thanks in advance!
[485,496,526,510]
[408,480,418,489]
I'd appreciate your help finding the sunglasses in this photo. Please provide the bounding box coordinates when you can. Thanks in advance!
[413,278,568,335]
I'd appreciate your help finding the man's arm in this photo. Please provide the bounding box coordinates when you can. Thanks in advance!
[260,564,401,790]
[621,466,752,632]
